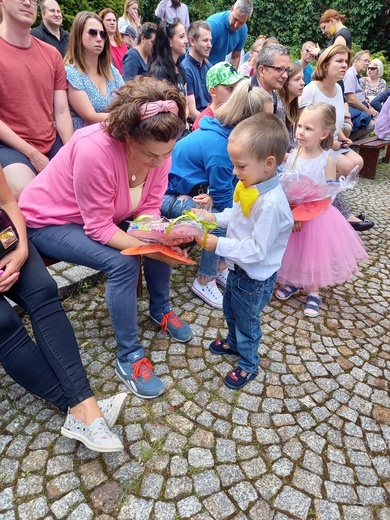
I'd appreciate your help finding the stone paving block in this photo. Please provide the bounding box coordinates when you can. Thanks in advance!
[357,486,387,505]
[17,475,44,497]
[248,499,273,520]
[327,462,355,484]
[79,461,107,490]
[215,439,236,463]
[164,477,192,499]
[366,433,387,453]
[217,464,245,487]
[377,507,390,520]
[302,450,323,475]
[255,427,280,445]
[0,458,19,482]
[0,511,15,520]
[152,502,176,520]
[272,458,294,477]
[292,467,322,497]
[21,450,49,473]
[355,466,379,486]
[314,499,340,519]
[372,456,390,478]
[240,457,267,479]
[203,492,236,519]
[325,481,357,503]
[46,473,81,500]
[193,470,221,497]
[50,490,84,519]
[188,448,214,468]
[0,488,13,512]
[18,496,49,520]
[89,481,122,514]
[170,456,188,477]
[177,496,202,518]
[118,497,153,519]
[254,474,282,500]
[228,481,258,511]
[341,505,375,519]
[273,486,311,518]
[140,473,164,499]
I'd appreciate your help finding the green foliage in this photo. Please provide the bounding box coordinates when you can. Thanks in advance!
[52,1,388,62]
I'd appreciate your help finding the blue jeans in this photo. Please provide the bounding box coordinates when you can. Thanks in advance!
[161,193,226,277]
[0,241,93,412]
[28,224,172,362]
[349,105,371,133]
[224,266,277,373]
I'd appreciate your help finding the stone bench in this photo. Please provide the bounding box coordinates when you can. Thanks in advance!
[352,137,390,180]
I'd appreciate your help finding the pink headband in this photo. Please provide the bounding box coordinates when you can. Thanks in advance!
[139,100,179,120]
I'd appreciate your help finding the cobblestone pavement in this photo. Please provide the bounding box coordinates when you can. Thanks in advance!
[1,164,389,520]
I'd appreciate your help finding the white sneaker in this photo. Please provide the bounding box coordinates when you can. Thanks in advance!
[191,278,223,309]
[216,268,229,288]
[98,392,128,428]
[61,413,124,453]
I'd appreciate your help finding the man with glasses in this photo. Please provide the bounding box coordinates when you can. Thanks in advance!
[251,44,291,122]
[0,0,73,199]
[206,0,253,70]
[343,50,376,139]
[30,0,69,57]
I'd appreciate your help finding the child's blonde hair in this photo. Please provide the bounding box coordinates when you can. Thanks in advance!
[292,102,336,169]
[298,102,336,150]
[215,80,273,127]
[229,112,289,166]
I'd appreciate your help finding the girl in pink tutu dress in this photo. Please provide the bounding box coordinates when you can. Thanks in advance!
[275,102,368,317]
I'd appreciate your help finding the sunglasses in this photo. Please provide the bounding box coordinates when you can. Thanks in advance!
[86,28,108,41]
[367,67,378,71]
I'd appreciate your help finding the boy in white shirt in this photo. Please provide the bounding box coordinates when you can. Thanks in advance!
[195,112,293,389]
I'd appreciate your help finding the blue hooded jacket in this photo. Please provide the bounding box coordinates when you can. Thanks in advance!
[167,116,236,212]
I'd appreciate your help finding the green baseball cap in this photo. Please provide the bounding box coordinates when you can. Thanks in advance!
[206,61,244,90]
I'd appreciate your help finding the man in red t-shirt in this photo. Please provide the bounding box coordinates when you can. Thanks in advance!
[0,0,73,199]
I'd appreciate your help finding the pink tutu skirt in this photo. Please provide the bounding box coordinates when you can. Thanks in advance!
[277,206,368,291]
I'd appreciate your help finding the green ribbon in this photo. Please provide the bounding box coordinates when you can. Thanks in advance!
[165,210,218,248]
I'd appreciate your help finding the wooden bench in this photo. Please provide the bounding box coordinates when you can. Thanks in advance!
[352,136,390,180]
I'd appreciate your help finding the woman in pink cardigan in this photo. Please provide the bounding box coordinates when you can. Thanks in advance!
[19,77,192,400]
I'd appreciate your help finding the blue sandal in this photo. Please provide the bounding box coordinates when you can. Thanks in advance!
[275,285,298,300]
[304,295,321,318]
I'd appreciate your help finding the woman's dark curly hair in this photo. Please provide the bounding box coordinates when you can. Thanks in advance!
[105,76,186,143]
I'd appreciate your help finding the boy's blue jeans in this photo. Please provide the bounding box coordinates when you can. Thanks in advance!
[224,266,277,373]
[161,194,226,277]
[28,224,172,363]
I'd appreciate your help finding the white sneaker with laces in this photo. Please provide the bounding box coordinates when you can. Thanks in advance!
[98,392,128,428]
[191,278,223,309]
[61,413,124,452]
[216,268,229,288]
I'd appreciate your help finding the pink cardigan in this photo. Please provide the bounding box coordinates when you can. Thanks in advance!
[19,124,170,245]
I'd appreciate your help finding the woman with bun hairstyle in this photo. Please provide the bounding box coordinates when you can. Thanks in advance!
[308,9,352,59]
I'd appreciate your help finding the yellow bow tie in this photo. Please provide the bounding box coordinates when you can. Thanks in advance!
[233,181,259,217]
